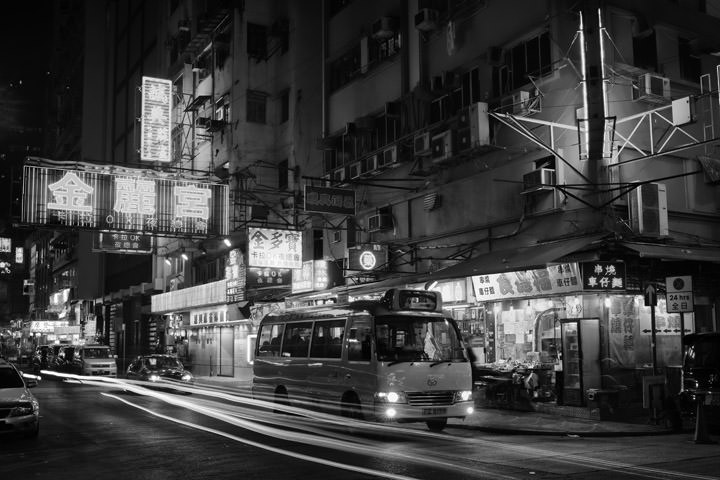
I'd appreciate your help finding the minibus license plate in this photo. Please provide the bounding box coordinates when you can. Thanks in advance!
[422,407,447,415]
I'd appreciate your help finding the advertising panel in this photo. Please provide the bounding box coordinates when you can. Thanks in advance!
[580,261,626,291]
[247,228,302,269]
[140,76,172,163]
[471,263,580,301]
[347,244,388,271]
[303,185,356,215]
[21,164,228,238]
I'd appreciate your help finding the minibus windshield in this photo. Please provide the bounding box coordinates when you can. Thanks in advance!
[375,315,466,363]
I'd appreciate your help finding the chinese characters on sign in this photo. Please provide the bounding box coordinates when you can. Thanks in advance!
[303,185,356,215]
[0,237,10,252]
[291,260,336,294]
[248,228,302,269]
[22,165,228,237]
[93,232,153,254]
[247,267,291,287]
[581,261,626,291]
[225,248,246,304]
[665,275,694,313]
[140,76,172,162]
[471,263,580,301]
[347,245,388,271]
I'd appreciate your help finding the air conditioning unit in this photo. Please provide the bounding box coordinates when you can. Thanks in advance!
[501,90,531,115]
[414,132,431,156]
[431,130,454,163]
[349,161,362,179]
[414,8,439,31]
[333,167,346,184]
[379,145,398,167]
[457,102,490,149]
[362,155,378,175]
[628,182,668,237]
[195,116,211,128]
[522,168,556,194]
[331,230,342,244]
[372,16,396,40]
[368,213,393,232]
[633,73,671,103]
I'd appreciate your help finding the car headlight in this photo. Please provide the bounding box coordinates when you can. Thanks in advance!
[454,390,473,402]
[375,391,407,403]
[149,374,161,382]
[9,402,35,417]
[181,373,193,382]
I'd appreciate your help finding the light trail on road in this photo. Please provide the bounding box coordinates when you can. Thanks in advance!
[42,371,720,480]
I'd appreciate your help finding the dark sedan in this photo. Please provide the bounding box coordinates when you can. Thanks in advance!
[126,355,194,386]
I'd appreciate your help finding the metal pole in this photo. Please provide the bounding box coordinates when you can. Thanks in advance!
[651,305,658,375]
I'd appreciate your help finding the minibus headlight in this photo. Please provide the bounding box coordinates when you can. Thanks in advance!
[375,391,407,403]
[454,390,473,402]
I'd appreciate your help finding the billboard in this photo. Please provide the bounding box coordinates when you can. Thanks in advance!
[303,185,356,215]
[140,76,172,162]
[21,164,228,238]
[247,228,302,269]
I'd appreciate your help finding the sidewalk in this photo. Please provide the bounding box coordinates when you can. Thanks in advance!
[191,374,676,437]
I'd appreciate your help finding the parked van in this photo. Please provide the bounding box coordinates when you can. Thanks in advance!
[73,344,118,377]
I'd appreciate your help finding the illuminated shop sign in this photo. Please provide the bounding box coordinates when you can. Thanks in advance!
[140,76,172,162]
[347,244,388,271]
[0,237,10,252]
[471,263,580,301]
[225,248,246,304]
[30,321,69,333]
[291,260,337,294]
[15,247,23,264]
[247,267,291,288]
[21,164,228,237]
[248,228,302,269]
[0,260,11,275]
[92,232,153,254]
[303,185,356,215]
[580,261,625,291]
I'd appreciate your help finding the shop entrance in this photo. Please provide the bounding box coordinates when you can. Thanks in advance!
[218,326,234,377]
[560,318,601,406]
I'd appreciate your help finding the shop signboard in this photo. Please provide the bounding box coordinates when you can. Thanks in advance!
[347,244,388,271]
[303,185,356,215]
[92,232,153,254]
[21,164,228,238]
[140,76,172,163]
[0,237,10,252]
[471,263,580,301]
[247,227,302,269]
[291,261,314,293]
[225,248,246,304]
[580,261,626,291]
[247,267,291,288]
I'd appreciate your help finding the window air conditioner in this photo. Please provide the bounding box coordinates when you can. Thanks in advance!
[501,90,531,115]
[333,167,346,184]
[415,8,439,31]
[431,130,454,163]
[349,161,362,179]
[457,102,490,150]
[380,145,398,167]
[414,132,431,156]
[628,182,668,237]
[372,16,396,40]
[522,168,556,194]
[331,229,342,244]
[368,213,393,232]
[363,154,379,175]
[321,174,331,187]
[633,73,671,103]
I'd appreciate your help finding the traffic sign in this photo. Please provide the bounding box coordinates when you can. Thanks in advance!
[665,276,693,313]
[644,283,657,307]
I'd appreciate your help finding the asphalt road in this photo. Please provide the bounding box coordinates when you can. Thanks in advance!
[2,376,719,480]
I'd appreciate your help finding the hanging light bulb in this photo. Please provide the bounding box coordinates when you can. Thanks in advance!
[164,255,171,266]
[181,249,189,261]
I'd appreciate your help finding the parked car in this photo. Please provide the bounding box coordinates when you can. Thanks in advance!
[126,354,194,386]
[679,332,720,421]
[0,358,40,438]
[71,344,117,377]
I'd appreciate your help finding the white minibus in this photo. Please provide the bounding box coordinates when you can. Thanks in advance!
[252,288,474,431]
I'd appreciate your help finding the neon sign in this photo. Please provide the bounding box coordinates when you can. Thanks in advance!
[114,177,156,215]
[140,76,172,163]
[48,172,94,213]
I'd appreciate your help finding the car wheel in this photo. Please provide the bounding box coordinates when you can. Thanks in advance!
[273,389,290,414]
[341,394,364,420]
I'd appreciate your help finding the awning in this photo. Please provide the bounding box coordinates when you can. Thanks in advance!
[424,233,608,282]
[621,242,720,263]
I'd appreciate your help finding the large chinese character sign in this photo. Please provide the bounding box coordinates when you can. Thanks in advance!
[248,228,302,269]
[140,76,172,162]
[21,163,228,238]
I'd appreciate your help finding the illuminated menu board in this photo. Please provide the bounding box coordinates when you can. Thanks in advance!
[21,164,228,238]
[140,76,172,162]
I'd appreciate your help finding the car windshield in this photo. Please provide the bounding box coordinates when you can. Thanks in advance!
[375,315,466,363]
[686,338,720,369]
[83,348,111,359]
[146,357,183,369]
[0,368,24,388]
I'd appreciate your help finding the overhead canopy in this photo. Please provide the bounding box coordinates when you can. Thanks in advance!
[620,242,720,263]
[424,234,608,282]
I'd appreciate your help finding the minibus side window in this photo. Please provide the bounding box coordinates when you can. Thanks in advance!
[347,316,372,361]
[282,322,313,357]
[310,319,346,358]
[258,323,285,357]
